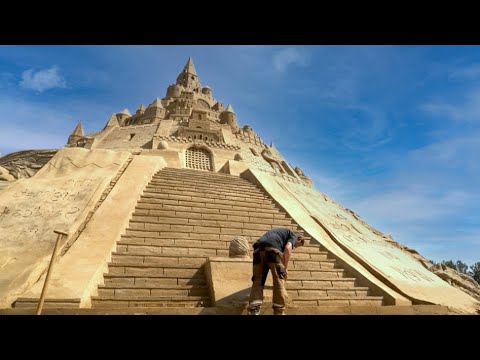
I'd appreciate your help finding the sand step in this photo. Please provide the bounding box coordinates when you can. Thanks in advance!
[97,285,209,297]
[130,216,294,229]
[133,207,289,220]
[287,269,347,279]
[292,296,384,306]
[287,287,370,298]
[108,265,206,279]
[103,274,207,286]
[129,216,295,228]
[287,278,358,288]
[151,176,258,189]
[114,240,319,256]
[109,253,336,269]
[146,183,268,198]
[135,201,286,216]
[110,254,207,266]
[111,252,208,259]
[118,235,310,243]
[108,262,205,270]
[157,168,248,179]
[150,182,257,194]
[137,199,279,212]
[140,192,277,209]
[153,169,260,178]
[289,260,337,270]
[141,189,269,200]
[127,220,295,233]
[4,304,455,315]
[117,243,229,257]
[100,282,208,290]
[154,171,255,183]
[91,296,210,308]
[108,255,208,267]
[124,229,283,241]
[114,246,329,259]
[13,298,81,309]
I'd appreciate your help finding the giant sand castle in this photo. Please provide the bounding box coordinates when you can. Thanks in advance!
[0,58,478,314]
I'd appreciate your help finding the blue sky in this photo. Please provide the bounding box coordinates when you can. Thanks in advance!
[0,45,479,265]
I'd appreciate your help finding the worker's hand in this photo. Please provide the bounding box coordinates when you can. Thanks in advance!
[276,266,288,280]
[284,269,288,279]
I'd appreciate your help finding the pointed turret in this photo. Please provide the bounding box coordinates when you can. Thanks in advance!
[220,104,238,131]
[71,121,84,136]
[149,97,164,108]
[119,108,131,117]
[243,124,254,136]
[183,57,197,76]
[136,104,146,115]
[67,121,84,145]
[212,102,224,112]
[176,57,201,92]
[116,108,131,126]
[270,141,278,152]
[225,104,235,113]
[201,85,213,98]
[145,97,166,119]
[104,113,119,129]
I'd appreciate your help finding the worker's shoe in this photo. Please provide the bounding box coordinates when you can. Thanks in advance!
[273,307,286,315]
[248,308,260,315]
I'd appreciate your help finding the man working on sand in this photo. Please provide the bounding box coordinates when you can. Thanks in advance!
[248,227,305,315]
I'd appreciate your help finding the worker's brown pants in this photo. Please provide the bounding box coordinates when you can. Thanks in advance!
[248,247,288,313]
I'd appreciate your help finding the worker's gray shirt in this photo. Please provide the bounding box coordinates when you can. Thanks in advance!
[253,227,298,252]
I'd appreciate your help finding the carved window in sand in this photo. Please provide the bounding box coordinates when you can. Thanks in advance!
[185,147,213,171]
[197,99,210,110]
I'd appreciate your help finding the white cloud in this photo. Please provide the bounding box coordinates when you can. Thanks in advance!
[272,47,309,73]
[0,94,115,156]
[341,105,392,151]
[449,64,480,80]
[384,226,480,264]
[0,126,66,154]
[319,76,357,103]
[409,131,480,167]
[310,171,350,201]
[301,125,480,264]
[422,88,480,122]
[0,97,73,155]
[353,188,471,223]
[337,129,480,263]
[344,184,480,262]
[305,161,479,262]
[19,66,66,92]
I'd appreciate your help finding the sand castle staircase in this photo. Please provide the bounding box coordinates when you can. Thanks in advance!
[91,168,384,310]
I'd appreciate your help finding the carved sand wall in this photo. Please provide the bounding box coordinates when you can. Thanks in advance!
[0,149,58,180]
[95,124,158,150]
[0,148,130,307]
[429,264,480,302]
[17,154,166,307]
[246,169,480,314]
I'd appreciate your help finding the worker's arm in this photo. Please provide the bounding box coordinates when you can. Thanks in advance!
[283,242,293,278]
